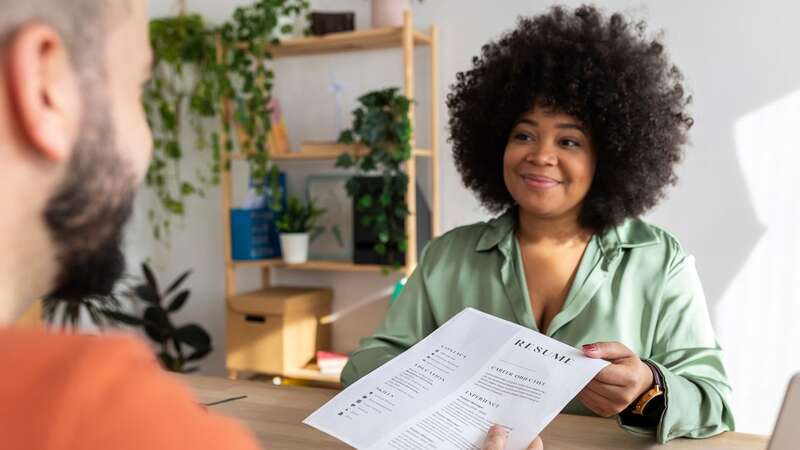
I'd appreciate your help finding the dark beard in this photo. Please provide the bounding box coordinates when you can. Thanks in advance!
[43,90,136,304]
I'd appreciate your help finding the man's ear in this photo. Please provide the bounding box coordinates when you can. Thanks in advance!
[5,23,81,162]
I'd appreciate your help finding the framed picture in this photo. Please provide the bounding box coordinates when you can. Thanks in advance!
[305,175,353,261]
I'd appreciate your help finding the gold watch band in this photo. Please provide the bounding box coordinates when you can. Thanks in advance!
[632,385,664,416]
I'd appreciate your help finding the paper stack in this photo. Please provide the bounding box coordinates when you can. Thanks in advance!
[317,351,349,376]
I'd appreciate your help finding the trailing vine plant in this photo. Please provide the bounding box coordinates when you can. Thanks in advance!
[143,1,310,241]
[336,88,412,270]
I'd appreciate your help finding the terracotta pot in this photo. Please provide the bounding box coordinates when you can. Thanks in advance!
[371,0,411,28]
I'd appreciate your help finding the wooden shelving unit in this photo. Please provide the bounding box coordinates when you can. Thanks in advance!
[230,147,433,161]
[258,27,432,57]
[219,11,440,385]
[231,258,387,273]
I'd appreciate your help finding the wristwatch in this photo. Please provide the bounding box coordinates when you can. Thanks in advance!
[631,360,664,416]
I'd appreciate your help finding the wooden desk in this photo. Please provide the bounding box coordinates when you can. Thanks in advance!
[183,375,768,450]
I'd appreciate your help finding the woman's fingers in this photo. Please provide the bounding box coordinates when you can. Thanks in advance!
[585,379,636,404]
[584,381,633,413]
[584,379,622,400]
[482,425,508,450]
[579,386,619,417]
[582,342,636,361]
[580,342,653,417]
[528,435,544,450]
[592,362,637,386]
[483,425,543,450]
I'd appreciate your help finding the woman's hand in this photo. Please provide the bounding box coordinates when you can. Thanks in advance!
[482,425,543,450]
[579,342,653,417]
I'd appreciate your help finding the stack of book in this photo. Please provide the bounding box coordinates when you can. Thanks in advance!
[316,351,349,376]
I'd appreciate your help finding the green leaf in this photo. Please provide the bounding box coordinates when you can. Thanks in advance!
[168,290,191,312]
[358,195,373,209]
[164,198,185,215]
[175,324,211,350]
[187,346,212,361]
[310,226,325,242]
[378,230,389,243]
[380,190,391,206]
[338,129,354,143]
[143,306,172,343]
[141,263,161,300]
[361,155,377,172]
[165,141,182,159]
[134,284,160,304]
[103,310,145,326]
[158,351,176,371]
[166,270,192,294]
[331,225,344,246]
[335,153,353,168]
[180,182,196,196]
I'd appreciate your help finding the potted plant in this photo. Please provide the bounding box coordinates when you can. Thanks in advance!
[336,87,412,270]
[105,263,213,373]
[276,196,325,264]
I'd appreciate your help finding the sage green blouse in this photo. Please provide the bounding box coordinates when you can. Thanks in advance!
[340,211,735,443]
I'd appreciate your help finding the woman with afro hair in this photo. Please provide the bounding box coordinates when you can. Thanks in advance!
[341,5,734,443]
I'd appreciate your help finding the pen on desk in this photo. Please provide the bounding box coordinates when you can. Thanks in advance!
[203,395,248,407]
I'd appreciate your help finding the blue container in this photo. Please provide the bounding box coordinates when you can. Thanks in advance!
[230,208,281,260]
[230,172,286,260]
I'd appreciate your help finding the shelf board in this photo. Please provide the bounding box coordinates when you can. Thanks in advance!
[255,27,431,58]
[230,148,433,161]
[231,258,393,273]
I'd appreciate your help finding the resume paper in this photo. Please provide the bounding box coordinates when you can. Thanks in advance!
[304,308,609,450]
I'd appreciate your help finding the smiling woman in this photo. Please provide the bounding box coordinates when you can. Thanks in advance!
[341,5,734,445]
[503,106,597,225]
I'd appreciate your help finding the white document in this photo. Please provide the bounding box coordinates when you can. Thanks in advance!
[304,308,609,450]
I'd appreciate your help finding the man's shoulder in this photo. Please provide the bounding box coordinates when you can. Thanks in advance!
[0,327,261,449]
[0,327,152,371]
[0,327,158,411]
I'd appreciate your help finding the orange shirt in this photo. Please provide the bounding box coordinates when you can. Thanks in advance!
[0,328,261,450]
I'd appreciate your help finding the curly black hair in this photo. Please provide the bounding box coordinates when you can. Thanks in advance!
[447,5,693,231]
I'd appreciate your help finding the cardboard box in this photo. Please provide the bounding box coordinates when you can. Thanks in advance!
[226,287,332,376]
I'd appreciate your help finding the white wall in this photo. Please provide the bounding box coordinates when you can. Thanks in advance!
[136,0,800,434]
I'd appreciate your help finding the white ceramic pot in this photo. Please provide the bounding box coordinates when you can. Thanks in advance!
[371,0,411,28]
[280,233,310,264]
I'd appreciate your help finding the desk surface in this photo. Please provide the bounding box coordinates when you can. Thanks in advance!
[183,375,768,450]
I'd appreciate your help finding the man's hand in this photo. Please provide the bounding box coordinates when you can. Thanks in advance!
[579,342,653,417]
[482,425,543,450]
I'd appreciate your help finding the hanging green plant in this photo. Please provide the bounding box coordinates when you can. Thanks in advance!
[143,0,311,242]
[335,88,412,270]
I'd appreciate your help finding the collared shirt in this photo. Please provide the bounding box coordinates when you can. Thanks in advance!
[341,211,735,443]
